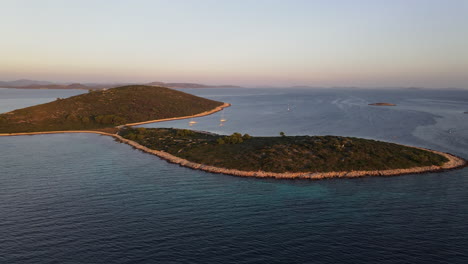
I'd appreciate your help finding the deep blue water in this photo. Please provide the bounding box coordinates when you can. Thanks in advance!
[1,87,468,263]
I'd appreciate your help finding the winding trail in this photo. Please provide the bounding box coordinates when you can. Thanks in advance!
[1,102,466,179]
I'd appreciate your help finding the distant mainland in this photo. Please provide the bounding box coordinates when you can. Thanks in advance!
[0,79,243,90]
[3,79,467,91]
[0,85,465,179]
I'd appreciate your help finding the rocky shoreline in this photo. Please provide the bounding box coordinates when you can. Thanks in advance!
[113,134,466,179]
[2,130,465,179]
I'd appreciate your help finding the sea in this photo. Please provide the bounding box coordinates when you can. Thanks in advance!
[1,87,467,264]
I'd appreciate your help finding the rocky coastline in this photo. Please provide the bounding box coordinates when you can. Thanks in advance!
[114,134,467,179]
[2,130,465,179]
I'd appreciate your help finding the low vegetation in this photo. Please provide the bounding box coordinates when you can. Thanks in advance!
[119,127,449,173]
[0,85,223,133]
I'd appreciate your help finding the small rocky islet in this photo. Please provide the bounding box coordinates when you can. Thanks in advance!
[369,102,396,106]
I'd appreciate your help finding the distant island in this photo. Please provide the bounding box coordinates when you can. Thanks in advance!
[0,79,243,90]
[369,103,396,106]
[0,85,465,179]
[146,82,242,89]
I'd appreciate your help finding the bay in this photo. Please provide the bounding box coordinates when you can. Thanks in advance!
[1,87,467,263]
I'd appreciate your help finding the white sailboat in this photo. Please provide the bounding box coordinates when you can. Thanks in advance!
[219,109,227,126]
[220,109,227,122]
[189,119,197,126]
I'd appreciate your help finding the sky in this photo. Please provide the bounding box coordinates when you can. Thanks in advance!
[1,0,467,88]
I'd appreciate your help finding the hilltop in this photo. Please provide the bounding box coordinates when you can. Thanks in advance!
[0,85,225,133]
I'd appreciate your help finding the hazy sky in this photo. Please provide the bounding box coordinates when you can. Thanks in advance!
[1,0,467,87]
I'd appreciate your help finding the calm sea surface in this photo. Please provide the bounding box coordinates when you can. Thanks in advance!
[1,87,467,263]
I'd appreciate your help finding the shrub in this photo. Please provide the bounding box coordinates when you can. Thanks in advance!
[126,133,136,140]
[176,129,195,137]
[95,115,127,125]
[66,114,79,122]
[81,117,90,124]
[223,132,244,144]
[137,127,147,134]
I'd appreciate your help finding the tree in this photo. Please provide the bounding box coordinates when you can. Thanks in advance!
[280,132,286,137]
[242,134,252,140]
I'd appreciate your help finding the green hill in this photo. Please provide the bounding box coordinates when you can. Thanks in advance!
[0,85,224,133]
[119,127,449,173]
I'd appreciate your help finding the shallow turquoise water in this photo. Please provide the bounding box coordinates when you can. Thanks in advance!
[1,87,467,263]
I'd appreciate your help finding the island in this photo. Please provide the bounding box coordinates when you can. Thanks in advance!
[115,128,465,179]
[0,85,228,133]
[0,85,465,179]
[369,103,396,106]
